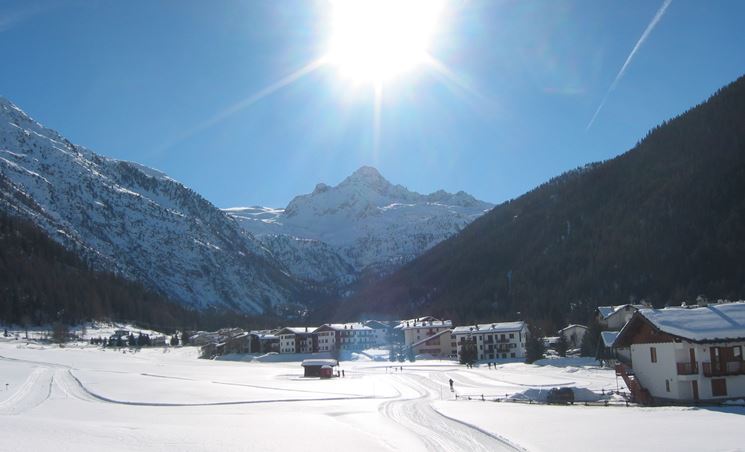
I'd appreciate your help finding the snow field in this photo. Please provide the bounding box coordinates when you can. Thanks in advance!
[1,341,743,451]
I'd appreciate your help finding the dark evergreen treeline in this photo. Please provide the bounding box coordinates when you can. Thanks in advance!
[335,74,745,331]
[0,213,281,331]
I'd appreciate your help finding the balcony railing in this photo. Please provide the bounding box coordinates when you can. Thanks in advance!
[702,361,745,377]
[676,362,698,375]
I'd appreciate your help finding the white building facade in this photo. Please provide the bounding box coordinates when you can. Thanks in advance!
[276,327,318,354]
[452,322,529,361]
[314,323,374,352]
[398,319,453,348]
[614,303,745,403]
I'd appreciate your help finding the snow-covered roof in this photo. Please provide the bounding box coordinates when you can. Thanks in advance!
[394,316,440,329]
[559,324,588,333]
[301,359,338,367]
[397,320,452,330]
[277,327,318,335]
[452,321,526,335]
[596,304,646,319]
[318,323,372,331]
[635,302,745,342]
[600,331,619,347]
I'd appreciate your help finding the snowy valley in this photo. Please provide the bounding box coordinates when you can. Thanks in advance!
[1,333,743,452]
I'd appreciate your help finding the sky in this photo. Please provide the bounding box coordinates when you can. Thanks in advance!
[1,0,744,208]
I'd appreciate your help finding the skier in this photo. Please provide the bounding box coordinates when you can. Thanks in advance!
[449,378,454,392]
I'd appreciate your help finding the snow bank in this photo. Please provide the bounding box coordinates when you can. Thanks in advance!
[507,387,604,402]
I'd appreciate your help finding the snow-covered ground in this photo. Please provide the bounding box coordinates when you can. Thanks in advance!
[0,338,743,451]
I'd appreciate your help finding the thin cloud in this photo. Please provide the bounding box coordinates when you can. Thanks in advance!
[586,0,673,130]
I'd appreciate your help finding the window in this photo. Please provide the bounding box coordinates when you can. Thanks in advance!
[650,347,657,363]
[734,346,742,361]
[510,353,515,358]
[509,333,514,339]
[665,380,670,392]
[711,378,727,397]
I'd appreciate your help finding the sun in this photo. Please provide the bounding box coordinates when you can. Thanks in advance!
[326,0,445,84]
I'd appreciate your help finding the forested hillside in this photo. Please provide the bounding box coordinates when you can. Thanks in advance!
[337,75,745,330]
[0,213,275,330]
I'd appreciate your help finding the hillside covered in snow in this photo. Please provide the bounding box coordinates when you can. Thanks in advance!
[0,97,307,315]
[225,166,493,286]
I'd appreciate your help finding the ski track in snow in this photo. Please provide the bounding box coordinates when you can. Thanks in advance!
[378,372,525,452]
[0,367,53,415]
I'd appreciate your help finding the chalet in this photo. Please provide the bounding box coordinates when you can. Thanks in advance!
[314,323,374,352]
[613,302,745,404]
[596,304,648,330]
[301,359,338,378]
[277,327,318,354]
[559,324,588,349]
[452,322,529,361]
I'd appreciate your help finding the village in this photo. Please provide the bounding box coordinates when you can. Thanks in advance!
[177,299,745,406]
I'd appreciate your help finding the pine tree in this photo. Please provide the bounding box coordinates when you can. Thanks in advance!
[556,334,569,357]
[525,334,545,364]
[458,338,477,365]
[581,319,603,357]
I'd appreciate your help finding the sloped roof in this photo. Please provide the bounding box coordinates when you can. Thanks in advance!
[277,327,318,335]
[452,321,526,335]
[634,302,745,342]
[596,304,646,319]
[559,324,588,333]
[600,331,619,347]
[317,323,372,331]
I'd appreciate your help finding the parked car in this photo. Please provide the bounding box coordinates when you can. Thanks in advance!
[546,387,575,405]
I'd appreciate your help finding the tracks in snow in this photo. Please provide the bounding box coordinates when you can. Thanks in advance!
[380,373,526,452]
[0,367,53,415]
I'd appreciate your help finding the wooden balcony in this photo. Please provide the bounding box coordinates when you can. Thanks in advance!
[676,362,698,375]
[702,361,745,377]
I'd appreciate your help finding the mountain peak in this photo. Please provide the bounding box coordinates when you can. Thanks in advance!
[341,166,391,189]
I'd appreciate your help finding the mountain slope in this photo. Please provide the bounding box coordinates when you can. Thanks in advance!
[0,212,195,328]
[341,75,745,327]
[0,97,307,315]
[226,166,493,285]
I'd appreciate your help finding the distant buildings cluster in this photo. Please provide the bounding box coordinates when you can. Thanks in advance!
[194,316,530,362]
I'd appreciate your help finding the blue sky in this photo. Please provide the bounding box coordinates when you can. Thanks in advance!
[1,0,744,208]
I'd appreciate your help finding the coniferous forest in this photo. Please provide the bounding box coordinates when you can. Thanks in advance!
[0,212,277,331]
[335,75,745,330]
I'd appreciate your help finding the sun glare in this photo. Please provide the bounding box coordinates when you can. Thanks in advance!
[326,0,445,83]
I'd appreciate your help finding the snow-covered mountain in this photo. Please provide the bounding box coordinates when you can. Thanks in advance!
[0,97,306,314]
[225,166,493,286]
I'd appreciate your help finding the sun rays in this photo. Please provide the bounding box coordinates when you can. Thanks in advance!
[156,0,481,157]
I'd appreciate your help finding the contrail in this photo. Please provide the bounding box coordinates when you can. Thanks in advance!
[154,57,327,155]
[586,0,673,130]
